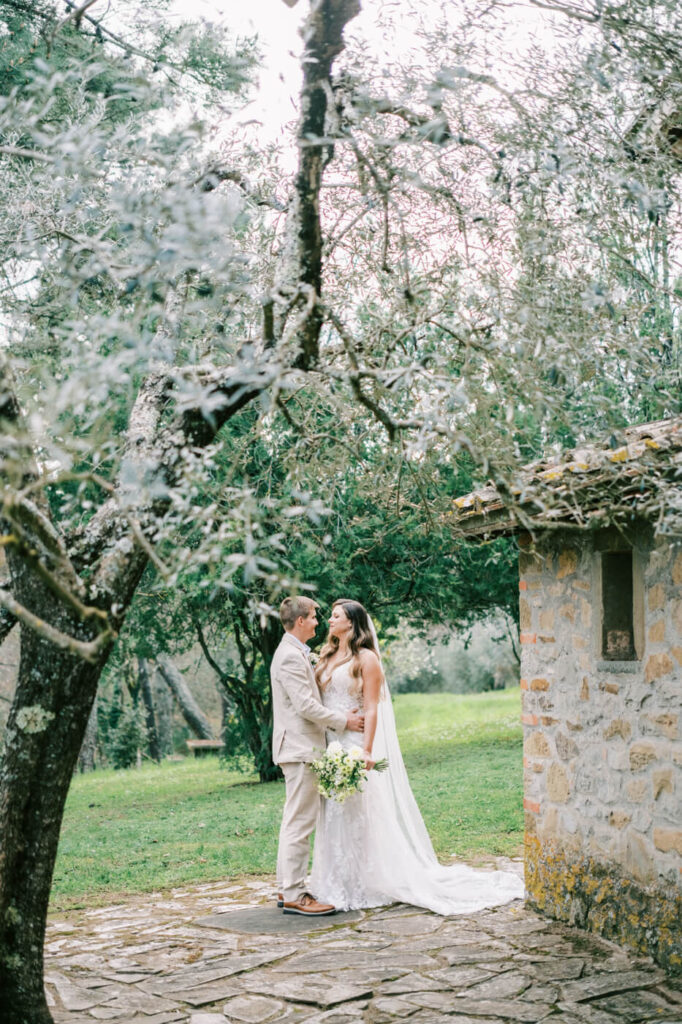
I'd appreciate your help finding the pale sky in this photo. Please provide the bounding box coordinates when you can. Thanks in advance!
[163,0,557,151]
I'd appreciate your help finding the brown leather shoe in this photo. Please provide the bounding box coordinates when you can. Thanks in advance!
[282,892,336,916]
[277,892,283,908]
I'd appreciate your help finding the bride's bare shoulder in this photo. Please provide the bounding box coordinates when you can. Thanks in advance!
[358,648,380,669]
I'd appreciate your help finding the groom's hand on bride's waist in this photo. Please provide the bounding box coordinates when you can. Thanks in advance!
[346,709,364,732]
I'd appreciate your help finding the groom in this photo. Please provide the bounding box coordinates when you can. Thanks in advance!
[271,596,364,915]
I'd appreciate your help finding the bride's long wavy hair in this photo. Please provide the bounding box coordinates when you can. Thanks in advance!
[315,599,379,695]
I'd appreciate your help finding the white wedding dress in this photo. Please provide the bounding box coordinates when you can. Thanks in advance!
[309,662,525,914]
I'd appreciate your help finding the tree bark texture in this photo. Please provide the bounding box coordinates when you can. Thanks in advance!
[152,665,174,756]
[138,656,161,762]
[77,697,98,773]
[0,600,113,1021]
[156,656,214,741]
[0,3,361,1019]
[273,0,359,365]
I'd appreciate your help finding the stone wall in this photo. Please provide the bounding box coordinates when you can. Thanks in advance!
[519,530,682,973]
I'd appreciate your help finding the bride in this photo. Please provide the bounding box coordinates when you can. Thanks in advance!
[309,598,524,914]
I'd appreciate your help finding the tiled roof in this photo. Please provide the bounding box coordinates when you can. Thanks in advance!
[450,416,682,537]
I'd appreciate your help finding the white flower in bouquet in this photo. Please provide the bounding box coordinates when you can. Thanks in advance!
[310,744,389,804]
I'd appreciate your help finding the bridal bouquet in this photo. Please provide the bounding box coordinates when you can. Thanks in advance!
[310,742,388,804]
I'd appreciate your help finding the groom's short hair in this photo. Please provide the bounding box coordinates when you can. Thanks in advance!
[280,596,318,629]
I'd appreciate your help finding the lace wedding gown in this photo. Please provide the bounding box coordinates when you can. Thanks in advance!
[309,662,524,914]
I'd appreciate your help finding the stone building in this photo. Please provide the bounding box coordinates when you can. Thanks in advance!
[453,417,682,973]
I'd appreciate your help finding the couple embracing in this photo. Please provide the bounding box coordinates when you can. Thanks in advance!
[270,595,524,917]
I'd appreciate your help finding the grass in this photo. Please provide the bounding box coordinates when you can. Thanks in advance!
[51,688,523,912]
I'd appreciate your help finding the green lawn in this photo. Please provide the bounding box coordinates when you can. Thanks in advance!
[51,688,523,911]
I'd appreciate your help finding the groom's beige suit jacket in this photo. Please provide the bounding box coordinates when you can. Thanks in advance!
[270,633,347,764]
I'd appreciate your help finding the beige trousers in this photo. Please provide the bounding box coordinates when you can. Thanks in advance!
[277,761,320,902]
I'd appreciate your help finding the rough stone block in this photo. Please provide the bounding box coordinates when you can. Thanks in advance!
[557,548,578,579]
[608,810,631,830]
[555,732,579,760]
[519,598,532,631]
[673,597,682,635]
[547,762,570,803]
[539,609,555,631]
[629,741,659,771]
[645,652,674,683]
[519,550,544,573]
[631,806,653,833]
[604,719,631,741]
[653,828,682,855]
[531,678,550,691]
[560,603,576,623]
[673,551,682,585]
[653,769,673,799]
[580,678,589,701]
[648,583,665,611]
[572,635,588,650]
[525,732,551,757]
[624,831,656,885]
[647,713,679,740]
[672,646,682,665]
[626,779,648,802]
[648,619,665,644]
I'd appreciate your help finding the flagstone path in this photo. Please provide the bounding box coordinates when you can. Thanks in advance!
[46,862,682,1024]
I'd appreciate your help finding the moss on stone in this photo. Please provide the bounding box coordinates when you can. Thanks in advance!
[525,835,682,975]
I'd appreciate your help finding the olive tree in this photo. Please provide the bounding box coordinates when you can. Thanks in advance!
[1,0,682,1019]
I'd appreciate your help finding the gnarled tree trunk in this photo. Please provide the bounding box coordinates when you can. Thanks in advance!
[0,4,360,1020]
[138,656,161,762]
[156,655,213,741]
[77,697,98,773]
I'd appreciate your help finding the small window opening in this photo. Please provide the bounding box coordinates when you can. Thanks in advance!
[601,550,636,660]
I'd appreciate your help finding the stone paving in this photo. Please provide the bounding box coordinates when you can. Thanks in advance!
[45,863,682,1024]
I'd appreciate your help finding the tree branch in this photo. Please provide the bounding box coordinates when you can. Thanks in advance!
[272,0,360,367]
[0,145,53,164]
[49,0,102,50]
[0,588,113,663]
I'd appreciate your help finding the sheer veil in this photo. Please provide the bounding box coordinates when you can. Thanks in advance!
[362,614,525,914]
[366,615,441,864]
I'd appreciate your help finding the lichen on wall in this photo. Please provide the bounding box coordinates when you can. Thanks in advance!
[525,835,682,974]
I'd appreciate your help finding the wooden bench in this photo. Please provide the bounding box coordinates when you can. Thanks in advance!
[186,739,224,758]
